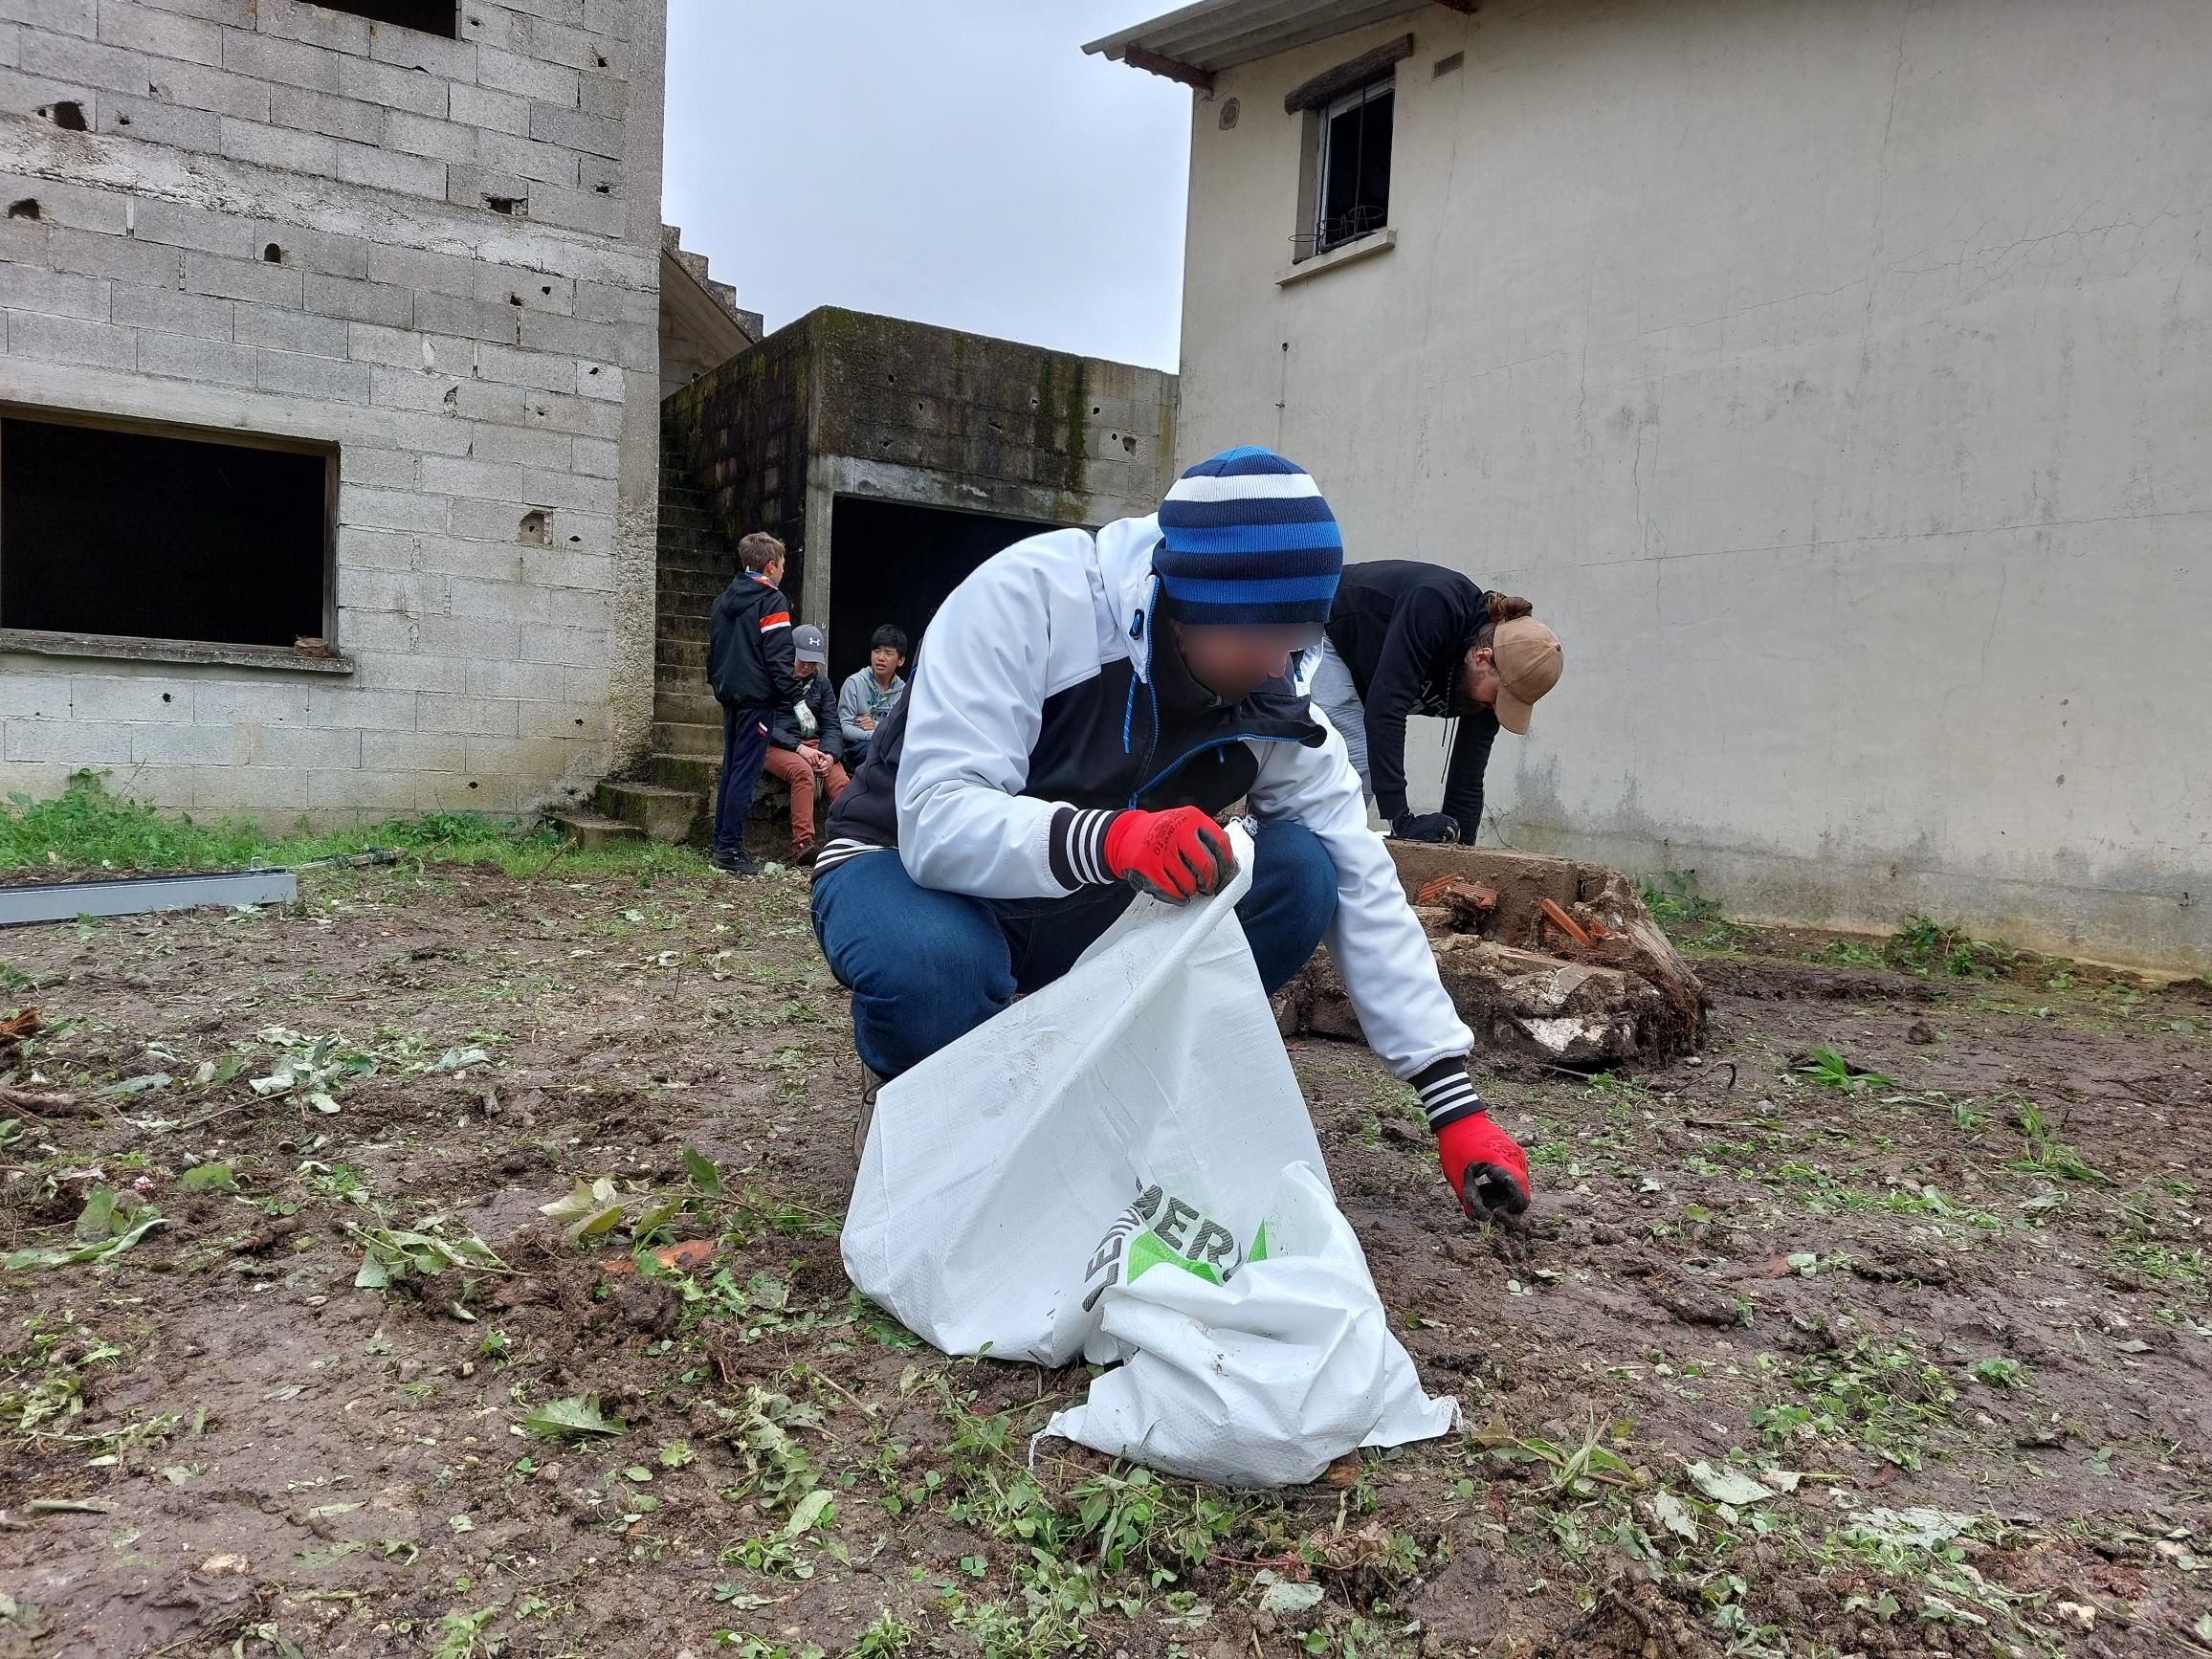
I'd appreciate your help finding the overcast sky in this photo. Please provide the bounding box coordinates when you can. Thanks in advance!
[662,1,1193,371]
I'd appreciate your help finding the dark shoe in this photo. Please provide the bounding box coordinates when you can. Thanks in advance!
[710,850,762,876]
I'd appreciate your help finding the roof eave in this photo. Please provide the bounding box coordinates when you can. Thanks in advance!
[1084,0,1474,79]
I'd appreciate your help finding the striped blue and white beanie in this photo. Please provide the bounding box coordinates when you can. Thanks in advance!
[1154,446,1342,627]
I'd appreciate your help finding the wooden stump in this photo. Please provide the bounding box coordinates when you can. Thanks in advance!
[1275,844,1707,1069]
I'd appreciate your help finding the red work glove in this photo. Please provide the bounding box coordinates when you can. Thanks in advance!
[1103,807,1236,904]
[1438,1111,1531,1224]
[1418,1059,1530,1224]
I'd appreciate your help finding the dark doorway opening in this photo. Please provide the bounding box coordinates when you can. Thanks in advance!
[0,413,332,649]
[826,497,1067,684]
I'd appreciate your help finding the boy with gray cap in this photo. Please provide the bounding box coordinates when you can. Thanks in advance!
[763,622,850,866]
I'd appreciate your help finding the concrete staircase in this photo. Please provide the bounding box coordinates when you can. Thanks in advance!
[547,441,795,853]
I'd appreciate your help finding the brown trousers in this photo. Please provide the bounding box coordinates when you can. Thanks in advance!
[762,746,850,846]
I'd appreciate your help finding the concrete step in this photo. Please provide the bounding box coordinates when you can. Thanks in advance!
[656,689,722,728]
[653,719,722,758]
[593,779,702,844]
[544,807,645,850]
[649,750,717,791]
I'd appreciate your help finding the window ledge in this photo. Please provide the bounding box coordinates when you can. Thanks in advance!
[1277,228,1397,287]
[0,629,356,675]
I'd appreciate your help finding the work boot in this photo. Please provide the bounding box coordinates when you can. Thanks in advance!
[710,849,762,877]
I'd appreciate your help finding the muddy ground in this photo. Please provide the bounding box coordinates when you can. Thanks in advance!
[1,853,2207,1659]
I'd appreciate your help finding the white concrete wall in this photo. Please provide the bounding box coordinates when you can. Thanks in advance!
[1175,0,2212,971]
[0,0,664,827]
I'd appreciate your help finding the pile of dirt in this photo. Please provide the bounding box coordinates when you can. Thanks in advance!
[1277,843,1709,1068]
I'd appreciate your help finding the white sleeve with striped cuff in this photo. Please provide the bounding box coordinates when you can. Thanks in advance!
[1047,807,1122,891]
[1410,1057,1484,1132]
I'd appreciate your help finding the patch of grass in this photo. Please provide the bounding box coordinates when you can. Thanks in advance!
[1636,870,1752,952]
[1889,915,2011,980]
[0,771,712,883]
[1,1312,124,1438]
[1752,1335,1955,1470]
[1810,938,1886,968]
[2110,1241,2207,1299]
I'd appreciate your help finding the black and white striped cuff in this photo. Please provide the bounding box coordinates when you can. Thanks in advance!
[1048,807,1122,891]
[1410,1058,1484,1132]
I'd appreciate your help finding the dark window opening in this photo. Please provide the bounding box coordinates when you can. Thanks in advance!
[1313,77,1393,254]
[0,414,331,650]
[316,0,459,37]
[44,101,87,131]
[826,498,1064,685]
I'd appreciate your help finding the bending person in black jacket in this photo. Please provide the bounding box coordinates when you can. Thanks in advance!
[705,530,807,876]
[1309,562,1563,844]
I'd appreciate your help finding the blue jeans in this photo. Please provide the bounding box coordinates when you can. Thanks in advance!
[811,818,1339,1078]
[714,703,773,859]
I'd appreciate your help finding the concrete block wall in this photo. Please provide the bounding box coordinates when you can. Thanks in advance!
[661,307,1178,634]
[0,0,667,828]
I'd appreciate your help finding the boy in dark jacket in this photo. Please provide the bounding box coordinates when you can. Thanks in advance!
[706,531,807,875]
[763,623,850,865]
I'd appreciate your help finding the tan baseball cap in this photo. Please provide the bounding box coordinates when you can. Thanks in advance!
[1492,616,1562,735]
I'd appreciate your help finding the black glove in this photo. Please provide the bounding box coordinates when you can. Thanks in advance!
[1391,812,1460,844]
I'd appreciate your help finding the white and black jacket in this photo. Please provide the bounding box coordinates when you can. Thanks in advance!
[816,516,1476,1088]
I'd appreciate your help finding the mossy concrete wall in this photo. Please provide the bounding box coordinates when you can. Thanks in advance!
[661,307,1175,628]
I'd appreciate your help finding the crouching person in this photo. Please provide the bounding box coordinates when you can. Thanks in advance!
[807,448,1531,1226]
[762,623,850,866]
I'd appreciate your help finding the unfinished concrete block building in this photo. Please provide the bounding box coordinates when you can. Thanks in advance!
[0,0,670,824]
[595,307,1177,844]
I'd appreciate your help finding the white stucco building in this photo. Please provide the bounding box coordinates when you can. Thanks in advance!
[1091,0,2212,972]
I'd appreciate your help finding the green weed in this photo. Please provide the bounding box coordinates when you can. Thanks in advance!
[428,1604,504,1659]
[2007,1104,2110,1184]
[1889,916,2010,980]
[1636,871,1752,952]
[1814,939,1886,968]
[1474,1417,1639,1501]
[1795,1045,1893,1094]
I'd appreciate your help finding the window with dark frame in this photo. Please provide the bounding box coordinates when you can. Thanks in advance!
[0,413,334,653]
[315,0,459,39]
[1315,76,1395,254]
